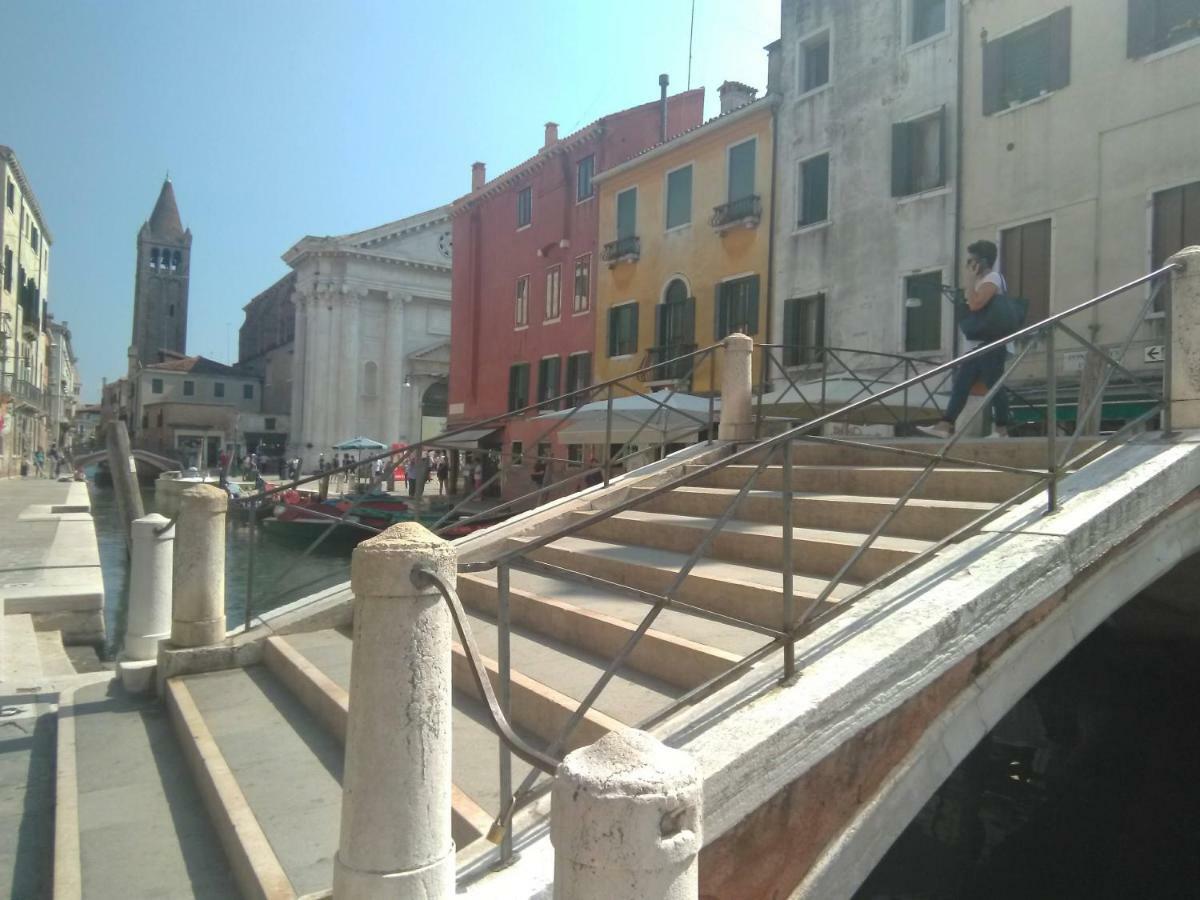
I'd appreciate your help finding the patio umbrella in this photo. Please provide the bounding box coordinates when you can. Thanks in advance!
[532,390,716,446]
[333,436,388,451]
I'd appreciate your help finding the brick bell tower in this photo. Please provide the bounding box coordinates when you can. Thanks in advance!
[131,176,191,365]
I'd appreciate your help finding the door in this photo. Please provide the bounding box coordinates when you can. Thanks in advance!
[656,280,696,381]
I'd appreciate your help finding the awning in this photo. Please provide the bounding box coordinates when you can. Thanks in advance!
[427,428,499,450]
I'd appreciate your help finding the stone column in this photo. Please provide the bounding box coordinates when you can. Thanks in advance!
[1167,246,1200,430]
[552,729,703,900]
[718,332,754,441]
[170,485,227,647]
[309,293,331,456]
[332,523,456,899]
[383,292,407,445]
[289,291,308,456]
[327,294,345,446]
[338,291,361,441]
[120,513,174,693]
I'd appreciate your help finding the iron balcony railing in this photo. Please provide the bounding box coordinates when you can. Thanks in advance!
[1,373,48,411]
[601,235,640,263]
[639,343,698,384]
[710,194,762,231]
[227,261,1180,877]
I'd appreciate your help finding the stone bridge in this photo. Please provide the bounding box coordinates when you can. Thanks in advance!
[73,447,180,474]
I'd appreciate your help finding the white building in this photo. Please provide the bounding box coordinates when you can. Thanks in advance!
[46,318,80,451]
[284,205,452,458]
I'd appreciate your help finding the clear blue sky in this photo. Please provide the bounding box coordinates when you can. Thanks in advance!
[5,0,779,401]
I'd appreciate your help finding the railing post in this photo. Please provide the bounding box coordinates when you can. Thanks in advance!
[603,386,614,487]
[1166,246,1200,431]
[333,523,456,899]
[244,500,257,631]
[781,440,795,681]
[496,562,515,865]
[170,484,227,648]
[119,513,173,693]
[1045,328,1058,513]
[551,729,702,900]
[718,333,754,441]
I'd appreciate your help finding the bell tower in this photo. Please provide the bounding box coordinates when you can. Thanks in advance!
[131,176,191,365]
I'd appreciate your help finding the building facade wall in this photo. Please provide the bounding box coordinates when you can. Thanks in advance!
[593,101,775,395]
[238,272,297,416]
[774,0,960,368]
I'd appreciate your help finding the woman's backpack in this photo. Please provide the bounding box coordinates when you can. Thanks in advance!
[958,293,1028,342]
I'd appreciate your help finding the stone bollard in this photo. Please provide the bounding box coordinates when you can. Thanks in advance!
[170,484,228,648]
[552,729,703,900]
[1167,246,1200,430]
[119,514,174,693]
[333,523,456,899]
[718,332,754,442]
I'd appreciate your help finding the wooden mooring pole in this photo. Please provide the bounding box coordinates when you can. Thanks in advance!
[105,420,145,555]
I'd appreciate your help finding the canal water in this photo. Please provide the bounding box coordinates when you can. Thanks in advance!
[90,481,351,658]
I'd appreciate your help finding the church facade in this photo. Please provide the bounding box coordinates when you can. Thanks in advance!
[282,205,452,458]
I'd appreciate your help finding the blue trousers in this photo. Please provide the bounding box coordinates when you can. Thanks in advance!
[944,345,1010,427]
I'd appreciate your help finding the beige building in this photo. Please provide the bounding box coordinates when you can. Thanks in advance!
[961,0,1200,420]
[47,318,80,452]
[1,146,52,475]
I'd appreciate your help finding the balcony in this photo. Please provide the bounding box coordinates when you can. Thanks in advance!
[638,343,698,386]
[2,374,47,411]
[710,194,762,233]
[602,235,640,266]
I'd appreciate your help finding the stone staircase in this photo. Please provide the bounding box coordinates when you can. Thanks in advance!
[52,438,1052,899]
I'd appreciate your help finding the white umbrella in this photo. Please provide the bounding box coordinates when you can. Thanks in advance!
[532,390,716,445]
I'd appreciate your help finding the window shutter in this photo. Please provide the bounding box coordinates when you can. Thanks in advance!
[629,302,639,354]
[655,302,669,347]
[1127,0,1156,58]
[681,297,696,345]
[936,105,949,188]
[891,122,911,196]
[746,276,761,335]
[607,308,617,357]
[982,37,1003,115]
[783,299,799,366]
[815,293,827,353]
[1048,7,1072,92]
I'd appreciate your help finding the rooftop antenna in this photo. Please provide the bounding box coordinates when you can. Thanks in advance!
[687,0,696,89]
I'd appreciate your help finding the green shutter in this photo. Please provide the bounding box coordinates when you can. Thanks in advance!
[681,296,696,345]
[746,276,760,335]
[617,190,637,239]
[892,122,911,196]
[728,139,757,202]
[936,105,948,189]
[1048,7,1072,91]
[714,283,725,339]
[629,303,639,354]
[607,308,618,357]
[782,298,799,366]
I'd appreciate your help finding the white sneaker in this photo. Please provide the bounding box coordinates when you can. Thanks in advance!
[991,426,1009,438]
[916,422,953,438]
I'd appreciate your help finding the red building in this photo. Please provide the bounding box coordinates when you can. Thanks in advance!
[448,83,704,490]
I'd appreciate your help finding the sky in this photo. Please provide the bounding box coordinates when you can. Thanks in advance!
[4,0,780,402]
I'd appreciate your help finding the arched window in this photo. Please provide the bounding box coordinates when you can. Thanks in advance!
[171,250,181,271]
[656,278,695,379]
[362,361,378,397]
[663,278,688,306]
[150,248,159,268]
[422,380,448,418]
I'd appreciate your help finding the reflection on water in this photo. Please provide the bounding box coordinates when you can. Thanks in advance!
[90,481,351,658]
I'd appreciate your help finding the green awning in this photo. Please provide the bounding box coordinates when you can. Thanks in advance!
[1010,400,1156,424]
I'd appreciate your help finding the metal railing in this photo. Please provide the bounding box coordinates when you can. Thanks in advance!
[231,263,1180,874]
[710,194,762,230]
[639,342,698,384]
[601,235,640,262]
[0,373,48,411]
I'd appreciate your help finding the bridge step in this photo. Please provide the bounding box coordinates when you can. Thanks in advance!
[514,534,856,629]
[632,485,993,541]
[572,509,931,583]
[739,436,1069,469]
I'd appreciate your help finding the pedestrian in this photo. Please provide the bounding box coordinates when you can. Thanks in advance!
[917,240,1012,439]
[436,455,449,495]
[584,454,603,488]
[472,456,483,492]
[411,454,429,501]
[34,447,45,478]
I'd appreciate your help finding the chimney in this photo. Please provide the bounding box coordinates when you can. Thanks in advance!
[544,122,559,149]
[471,161,486,191]
[658,74,670,143]
[765,39,783,95]
[718,80,758,114]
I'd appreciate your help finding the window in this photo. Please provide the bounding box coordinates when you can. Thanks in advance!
[151,378,164,394]
[545,265,562,320]
[536,442,551,463]
[243,383,254,400]
[983,9,1071,115]
[892,109,946,196]
[172,250,181,270]
[265,417,276,431]
[616,188,637,239]
[3,247,11,293]
[508,363,530,411]
[567,444,583,466]
[1000,219,1053,325]
[800,29,831,93]
[728,139,757,202]
[515,275,529,327]
[608,302,639,357]
[361,361,379,397]
[517,187,532,228]
[911,0,946,43]
[183,380,195,397]
[904,272,943,352]
[537,356,562,410]
[666,165,693,229]
[30,226,39,253]
[1129,0,1200,57]
[565,352,592,406]
[798,154,830,227]
[142,414,149,429]
[783,294,826,365]
[5,179,12,211]
[577,155,595,201]
[1152,181,1200,312]
[150,248,159,269]
[511,441,524,466]
[716,276,761,338]
[214,382,226,398]
[573,255,591,313]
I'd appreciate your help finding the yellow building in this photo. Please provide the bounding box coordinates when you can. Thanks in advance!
[593,82,775,396]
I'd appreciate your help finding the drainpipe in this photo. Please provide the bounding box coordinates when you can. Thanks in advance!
[658,74,669,144]
[951,2,966,361]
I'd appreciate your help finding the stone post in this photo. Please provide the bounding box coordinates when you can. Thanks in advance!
[1167,246,1200,430]
[718,332,754,441]
[119,513,174,693]
[170,484,227,648]
[333,523,456,899]
[551,729,703,900]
